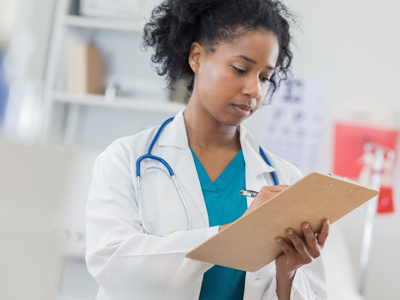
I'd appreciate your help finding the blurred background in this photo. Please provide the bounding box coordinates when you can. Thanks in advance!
[0,0,398,299]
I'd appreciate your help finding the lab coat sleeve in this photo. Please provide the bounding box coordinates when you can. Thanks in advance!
[263,257,327,300]
[290,258,328,299]
[85,143,218,299]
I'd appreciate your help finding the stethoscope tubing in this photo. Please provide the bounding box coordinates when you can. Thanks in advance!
[259,146,279,186]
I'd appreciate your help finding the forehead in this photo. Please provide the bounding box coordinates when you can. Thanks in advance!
[210,30,280,66]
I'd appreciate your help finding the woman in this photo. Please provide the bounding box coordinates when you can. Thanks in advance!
[86,0,329,299]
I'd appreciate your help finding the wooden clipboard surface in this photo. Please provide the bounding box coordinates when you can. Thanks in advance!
[185,172,379,272]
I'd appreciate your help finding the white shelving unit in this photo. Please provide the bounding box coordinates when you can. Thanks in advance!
[56,296,93,300]
[53,91,185,113]
[62,15,144,31]
[42,1,180,299]
[41,0,184,145]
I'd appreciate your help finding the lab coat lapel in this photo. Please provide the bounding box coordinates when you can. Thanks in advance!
[239,125,275,208]
[245,170,266,208]
[158,110,209,227]
[174,148,209,227]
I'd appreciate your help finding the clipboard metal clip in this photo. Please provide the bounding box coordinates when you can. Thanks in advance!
[328,173,363,186]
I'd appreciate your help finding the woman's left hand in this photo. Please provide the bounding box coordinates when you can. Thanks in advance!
[275,219,330,278]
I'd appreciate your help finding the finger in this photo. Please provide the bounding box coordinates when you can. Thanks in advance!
[316,219,330,249]
[261,185,289,193]
[275,237,297,262]
[257,185,289,204]
[256,190,280,200]
[302,223,321,258]
[286,229,313,264]
[257,191,282,202]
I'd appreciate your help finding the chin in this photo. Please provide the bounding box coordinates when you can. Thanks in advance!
[219,114,248,127]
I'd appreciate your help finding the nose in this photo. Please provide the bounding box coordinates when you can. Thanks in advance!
[242,75,261,99]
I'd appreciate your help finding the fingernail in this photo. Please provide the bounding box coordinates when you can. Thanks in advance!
[304,224,309,230]
[276,238,282,243]
[287,229,294,236]
[327,220,330,227]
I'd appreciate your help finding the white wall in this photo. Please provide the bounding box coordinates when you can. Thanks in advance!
[1,0,55,142]
[25,0,55,82]
[2,0,55,81]
[0,1,19,47]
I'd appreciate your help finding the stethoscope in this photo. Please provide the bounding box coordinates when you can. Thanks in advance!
[136,117,279,235]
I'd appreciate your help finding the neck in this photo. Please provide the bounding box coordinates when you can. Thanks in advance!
[184,100,240,151]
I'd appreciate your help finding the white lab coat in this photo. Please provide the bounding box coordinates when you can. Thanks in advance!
[86,109,327,300]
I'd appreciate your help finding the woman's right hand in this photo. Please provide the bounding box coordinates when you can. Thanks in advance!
[218,185,289,232]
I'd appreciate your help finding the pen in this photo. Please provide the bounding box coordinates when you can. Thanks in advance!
[239,189,258,198]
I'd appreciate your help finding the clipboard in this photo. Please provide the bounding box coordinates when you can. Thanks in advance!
[185,172,379,272]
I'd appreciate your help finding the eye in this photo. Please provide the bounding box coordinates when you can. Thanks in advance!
[232,66,246,74]
[260,77,270,83]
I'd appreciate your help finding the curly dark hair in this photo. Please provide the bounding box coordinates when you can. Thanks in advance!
[142,0,294,103]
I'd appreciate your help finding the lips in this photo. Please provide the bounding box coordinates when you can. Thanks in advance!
[232,104,252,117]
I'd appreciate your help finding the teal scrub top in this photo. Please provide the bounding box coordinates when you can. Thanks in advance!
[190,148,247,300]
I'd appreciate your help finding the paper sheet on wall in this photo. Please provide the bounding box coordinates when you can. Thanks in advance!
[257,77,328,175]
[333,122,398,213]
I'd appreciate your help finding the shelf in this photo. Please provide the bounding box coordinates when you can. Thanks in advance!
[63,15,144,32]
[53,92,186,114]
[56,296,92,300]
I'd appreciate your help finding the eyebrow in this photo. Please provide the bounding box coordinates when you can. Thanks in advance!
[234,55,275,71]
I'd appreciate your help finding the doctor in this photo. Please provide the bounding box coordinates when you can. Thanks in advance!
[86,0,329,299]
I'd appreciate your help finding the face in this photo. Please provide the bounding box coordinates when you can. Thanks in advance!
[188,30,280,126]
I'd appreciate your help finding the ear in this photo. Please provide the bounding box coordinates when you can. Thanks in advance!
[188,42,204,74]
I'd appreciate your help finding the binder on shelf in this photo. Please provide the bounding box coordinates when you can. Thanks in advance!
[186,172,379,272]
[66,36,104,95]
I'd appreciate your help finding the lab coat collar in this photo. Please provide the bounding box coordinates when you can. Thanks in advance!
[238,124,276,176]
[158,110,188,150]
[158,109,276,178]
